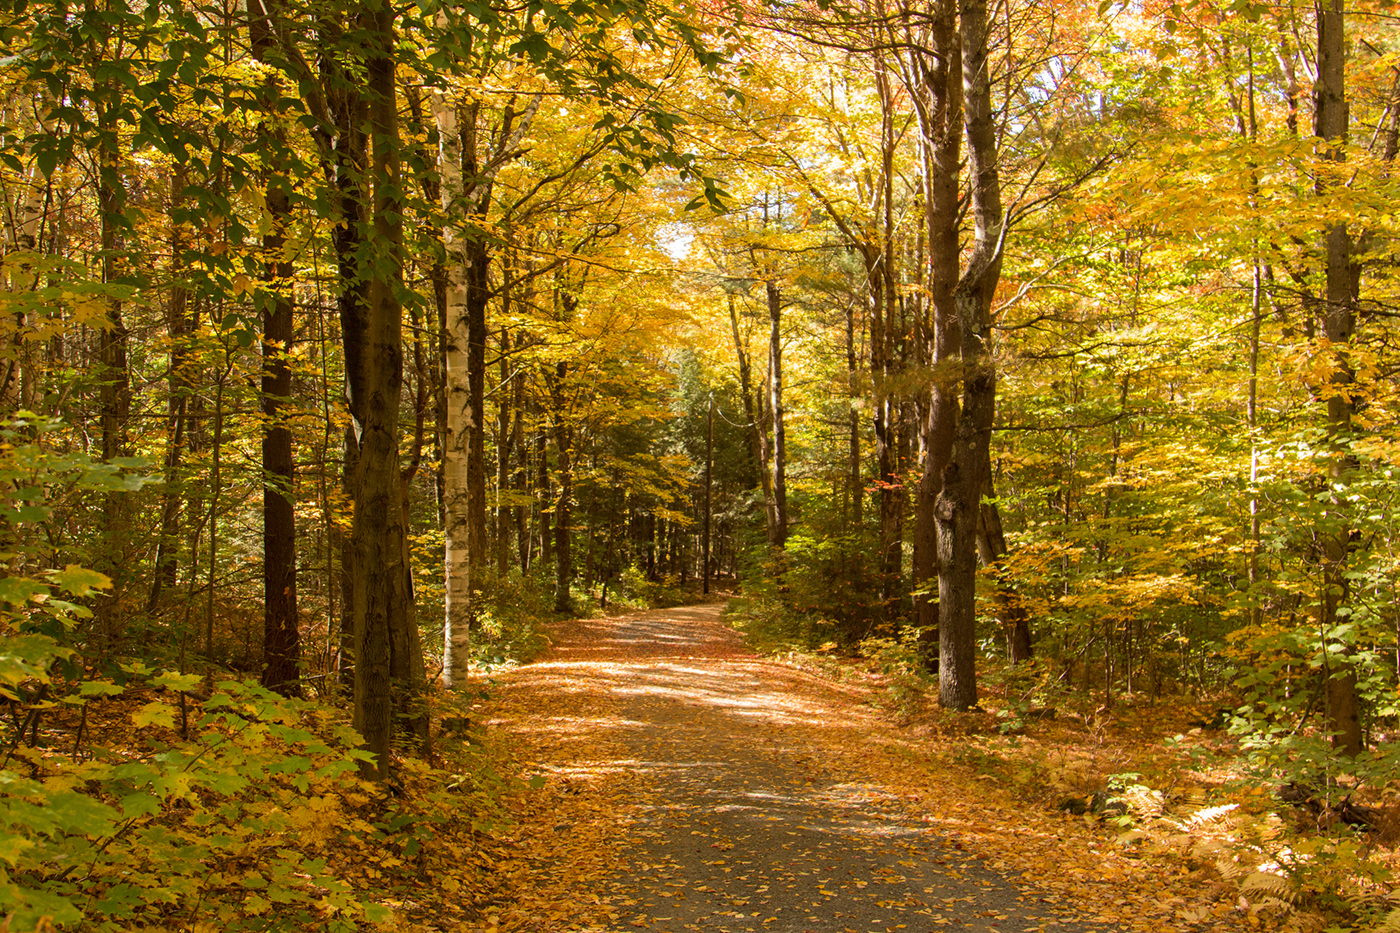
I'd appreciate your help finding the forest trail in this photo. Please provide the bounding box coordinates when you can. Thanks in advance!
[478,603,1238,933]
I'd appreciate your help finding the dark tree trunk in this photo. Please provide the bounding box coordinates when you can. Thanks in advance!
[465,236,489,592]
[496,326,512,576]
[322,11,369,693]
[349,1,406,780]
[909,1,961,642]
[870,256,902,616]
[766,279,788,547]
[148,167,193,613]
[935,461,976,709]
[251,0,300,697]
[513,401,528,572]
[538,422,552,568]
[94,91,130,647]
[729,295,777,543]
[703,396,713,595]
[549,362,572,612]
[936,0,1004,710]
[1315,0,1363,757]
[847,296,862,533]
[584,464,599,589]
[977,483,1031,663]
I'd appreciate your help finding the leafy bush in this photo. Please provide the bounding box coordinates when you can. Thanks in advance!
[859,631,934,720]
[612,565,687,609]
[471,568,556,667]
[732,533,883,651]
[0,669,380,931]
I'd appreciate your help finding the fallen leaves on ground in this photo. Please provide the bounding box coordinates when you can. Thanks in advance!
[464,601,1325,933]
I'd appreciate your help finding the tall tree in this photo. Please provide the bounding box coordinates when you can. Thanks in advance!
[347,0,408,779]
[249,0,300,698]
[1314,0,1362,756]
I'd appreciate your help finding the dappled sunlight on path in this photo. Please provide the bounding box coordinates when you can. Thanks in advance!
[480,603,1244,933]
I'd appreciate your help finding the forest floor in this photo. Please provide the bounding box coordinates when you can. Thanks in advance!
[461,600,1311,933]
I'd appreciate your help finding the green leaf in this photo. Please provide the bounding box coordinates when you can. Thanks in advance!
[154,672,201,692]
[0,576,48,605]
[132,701,175,730]
[364,903,395,924]
[35,145,58,180]
[48,565,112,597]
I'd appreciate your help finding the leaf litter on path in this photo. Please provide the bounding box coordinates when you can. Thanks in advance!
[478,604,1270,933]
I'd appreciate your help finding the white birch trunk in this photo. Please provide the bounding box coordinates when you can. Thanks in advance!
[433,35,544,687]
[2,92,54,413]
[4,91,53,260]
[433,72,474,690]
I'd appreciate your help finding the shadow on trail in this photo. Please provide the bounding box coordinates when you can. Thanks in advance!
[496,603,1103,933]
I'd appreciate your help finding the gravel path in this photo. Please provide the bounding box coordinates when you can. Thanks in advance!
[487,602,1107,933]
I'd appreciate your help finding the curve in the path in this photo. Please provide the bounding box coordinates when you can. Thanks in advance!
[503,603,1108,933]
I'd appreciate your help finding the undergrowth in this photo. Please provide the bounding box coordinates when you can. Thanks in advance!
[0,655,534,932]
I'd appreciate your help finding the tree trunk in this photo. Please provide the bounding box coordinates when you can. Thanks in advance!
[729,295,777,543]
[937,0,1004,709]
[251,0,300,697]
[465,232,489,597]
[323,14,369,693]
[935,462,975,708]
[976,483,1030,663]
[435,78,475,689]
[905,1,962,642]
[871,263,902,616]
[496,325,512,576]
[95,93,130,648]
[766,279,788,547]
[846,296,862,533]
[538,421,552,567]
[1315,0,1363,757]
[549,362,573,612]
[703,396,713,595]
[514,400,529,571]
[350,1,406,780]
[875,69,903,617]
[148,167,193,613]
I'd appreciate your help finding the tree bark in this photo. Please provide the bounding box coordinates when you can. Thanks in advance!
[321,11,369,692]
[538,420,552,568]
[496,324,512,576]
[434,77,474,689]
[729,295,777,543]
[93,79,131,648]
[932,0,1006,709]
[148,167,193,613]
[874,67,903,617]
[250,0,300,697]
[703,395,713,595]
[548,362,573,612]
[1315,0,1363,757]
[902,0,962,642]
[846,294,862,533]
[350,1,406,780]
[766,279,788,547]
[976,483,1030,663]
[436,78,541,682]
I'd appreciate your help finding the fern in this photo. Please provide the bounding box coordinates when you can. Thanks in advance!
[1372,908,1400,933]
[1215,854,1249,883]
[1238,870,1295,905]
[1188,803,1240,828]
